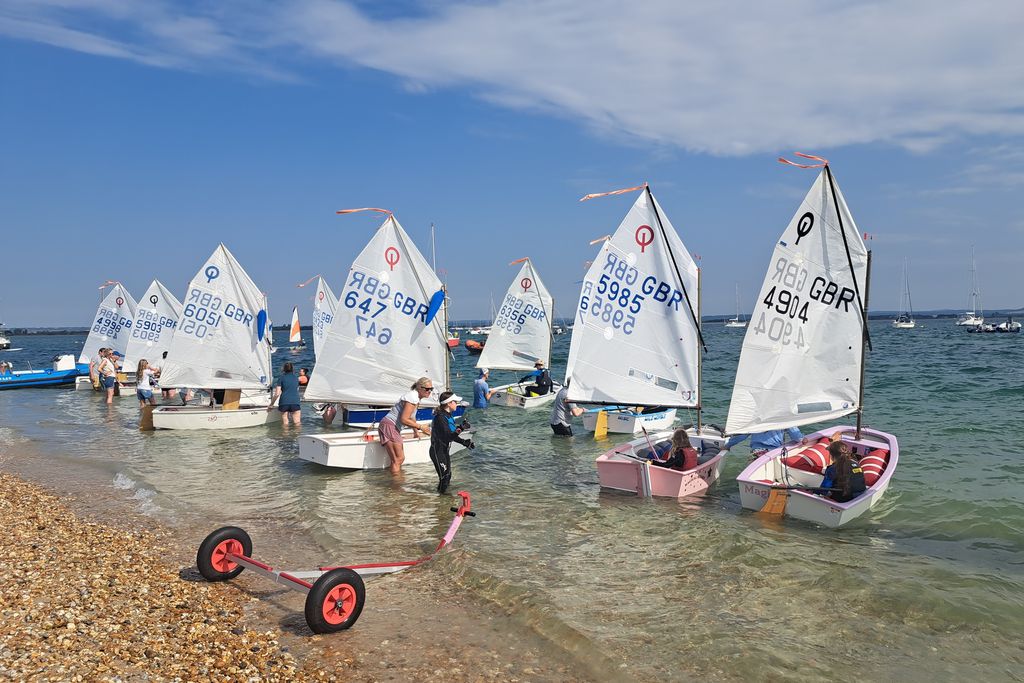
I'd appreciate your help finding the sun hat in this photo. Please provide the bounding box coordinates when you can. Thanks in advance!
[478,368,489,377]
[438,391,463,404]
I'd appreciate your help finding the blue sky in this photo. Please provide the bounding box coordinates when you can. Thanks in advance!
[2,0,1022,326]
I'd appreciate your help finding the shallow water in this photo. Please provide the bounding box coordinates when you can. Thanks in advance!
[1,323,1022,681]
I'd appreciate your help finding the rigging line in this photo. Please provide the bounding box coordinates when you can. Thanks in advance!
[824,165,872,352]
[645,185,707,353]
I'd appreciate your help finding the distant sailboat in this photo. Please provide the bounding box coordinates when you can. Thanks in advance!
[724,284,748,328]
[288,306,306,352]
[892,258,916,329]
[478,257,560,409]
[956,247,984,327]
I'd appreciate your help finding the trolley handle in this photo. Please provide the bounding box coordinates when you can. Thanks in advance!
[450,490,475,517]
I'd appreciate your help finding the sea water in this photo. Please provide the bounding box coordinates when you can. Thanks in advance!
[0,322,1021,681]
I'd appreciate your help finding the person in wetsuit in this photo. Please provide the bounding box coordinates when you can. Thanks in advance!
[429,391,474,493]
[520,360,552,396]
[818,440,866,502]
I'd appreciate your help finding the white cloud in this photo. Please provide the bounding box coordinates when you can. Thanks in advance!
[3,0,1024,154]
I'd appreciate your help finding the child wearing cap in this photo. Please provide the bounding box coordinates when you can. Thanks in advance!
[429,391,474,493]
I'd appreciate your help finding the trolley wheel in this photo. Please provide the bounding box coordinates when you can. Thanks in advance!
[196,526,252,581]
[304,568,366,633]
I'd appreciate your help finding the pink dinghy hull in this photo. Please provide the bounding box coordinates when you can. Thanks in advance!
[736,426,899,529]
[595,427,728,498]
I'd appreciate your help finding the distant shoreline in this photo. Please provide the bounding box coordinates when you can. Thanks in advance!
[5,310,1022,334]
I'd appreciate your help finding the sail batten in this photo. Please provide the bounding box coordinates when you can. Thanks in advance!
[157,244,273,390]
[565,189,700,408]
[725,168,868,435]
[304,215,447,404]
[477,259,553,372]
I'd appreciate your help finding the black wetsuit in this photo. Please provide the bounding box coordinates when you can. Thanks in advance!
[520,368,552,396]
[429,412,472,493]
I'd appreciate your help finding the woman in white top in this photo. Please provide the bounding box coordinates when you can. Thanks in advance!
[377,376,434,474]
[135,359,157,408]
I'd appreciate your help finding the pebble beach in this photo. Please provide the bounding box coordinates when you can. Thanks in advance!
[0,466,595,682]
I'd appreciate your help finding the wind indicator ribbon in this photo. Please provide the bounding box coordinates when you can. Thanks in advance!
[778,152,829,169]
[579,183,647,202]
[509,257,530,266]
[98,280,119,290]
[296,273,322,288]
[336,207,392,216]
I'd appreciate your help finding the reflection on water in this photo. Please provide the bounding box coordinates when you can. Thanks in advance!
[1,325,1023,680]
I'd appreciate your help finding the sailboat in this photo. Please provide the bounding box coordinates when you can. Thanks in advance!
[308,276,338,360]
[956,247,984,327]
[151,245,275,430]
[76,281,138,390]
[892,258,916,329]
[288,306,306,352]
[730,155,899,528]
[79,281,139,367]
[724,284,748,328]
[122,280,184,370]
[299,210,464,468]
[478,257,560,408]
[564,184,726,497]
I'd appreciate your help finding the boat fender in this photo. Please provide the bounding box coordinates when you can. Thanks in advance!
[859,449,890,487]
[781,443,831,474]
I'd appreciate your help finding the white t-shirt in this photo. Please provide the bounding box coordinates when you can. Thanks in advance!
[137,368,155,391]
[383,390,421,425]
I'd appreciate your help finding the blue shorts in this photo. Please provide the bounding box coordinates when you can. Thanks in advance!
[136,389,154,400]
[278,404,301,413]
[100,376,117,389]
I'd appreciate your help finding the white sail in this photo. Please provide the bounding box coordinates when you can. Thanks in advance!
[289,306,302,343]
[304,214,447,404]
[565,188,700,408]
[726,168,868,435]
[157,244,273,390]
[311,276,338,359]
[477,259,553,371]
[122,280,183,370]
[80,283,138,363]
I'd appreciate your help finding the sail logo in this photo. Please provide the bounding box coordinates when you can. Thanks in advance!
[634,225,654,253]
[149,295,159,305]
[318,291,325,302]
[116,297,124,306]
[795,212,814,245]
[204,265,220,283]
[521,277,533,292]
[384,247,400,271]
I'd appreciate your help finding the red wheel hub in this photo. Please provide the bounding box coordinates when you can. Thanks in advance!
[211,539,243,573]
[321,583,357,625]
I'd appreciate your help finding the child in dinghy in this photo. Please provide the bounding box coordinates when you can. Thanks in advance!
[651,429,699,471]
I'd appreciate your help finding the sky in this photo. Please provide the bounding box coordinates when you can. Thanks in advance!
[1,0,1023,327]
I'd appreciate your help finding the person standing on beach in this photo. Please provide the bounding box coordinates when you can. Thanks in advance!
[88,347,107,390]
[549,379,584,436]
[378,377,434,474]
[267,361,302,427]
[429,391,474,493]
[473,368,496,408]
[135,359,158,408]
[96,348,118,404]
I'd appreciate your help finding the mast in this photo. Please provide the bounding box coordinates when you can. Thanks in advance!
[856,250,872,439]
[696,266,703,432]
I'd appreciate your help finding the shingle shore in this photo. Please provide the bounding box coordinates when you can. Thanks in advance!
[0,471,338,682]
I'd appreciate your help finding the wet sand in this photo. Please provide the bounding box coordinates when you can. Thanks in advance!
[0,442,610,682]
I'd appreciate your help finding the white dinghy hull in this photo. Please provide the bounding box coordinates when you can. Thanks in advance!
[489,382,561,409]
[152,406,277,430]
[297,430,466,470]
[736,427,899,528]
[582,408,677,434]
[596,426,727,498]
